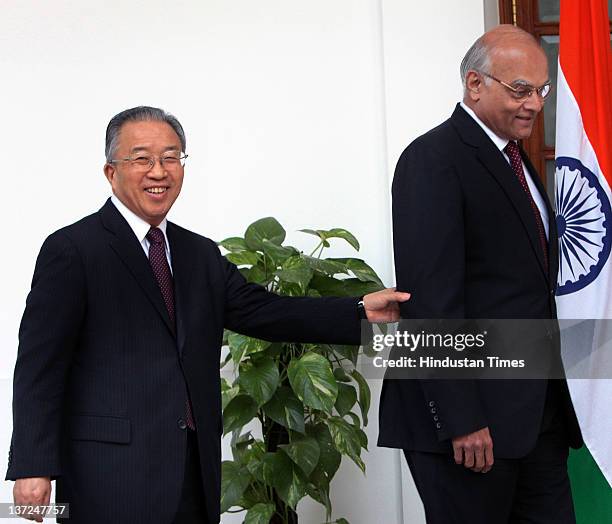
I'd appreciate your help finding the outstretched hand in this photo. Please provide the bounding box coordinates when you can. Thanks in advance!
[362,288,411,323]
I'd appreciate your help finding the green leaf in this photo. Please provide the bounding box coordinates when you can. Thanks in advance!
[298,228,359,251]
[279,434,320,476]
[305,482,332,517]
[220,461,251,512]
[356,428,368,450]
[307,423,341,486]
[298,228,323,239]
[341,278,382,297]
[346,412,361,428]
[239,483,262,511]
[262,386,305,434]
[261,239,298,266]
[350,369,371,426]
[228,333,271,364]
[244,503,275,524]
[334,383,357,417]
[275,256,313,289]
[246,264,268,285]
[327,416,365,472]
[245,217,286,250]
[324,228,360,251]
[333,366,351,382]
[288,353,338,413]
[309,275,381,297]
[302,256,347,276]
[218,236,248,252]
[230,431,255,462]
[309,274,349,296]
[262,451,308,509]
[235,438,265,481]
[344,414,368,449]
[238,358,280,406]
[331,344,360,366]
[330,258,383,285]
[222,384,240,410]
[226,251,259,266]
[262,342,284,360]
[223,395,258,435]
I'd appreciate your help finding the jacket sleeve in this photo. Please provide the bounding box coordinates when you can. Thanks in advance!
[220,248,363,346]
[392,140,488,441]
[6,232,86,480]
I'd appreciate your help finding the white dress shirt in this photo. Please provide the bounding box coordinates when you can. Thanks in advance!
[460,102,549,240]
[110,194,173,273]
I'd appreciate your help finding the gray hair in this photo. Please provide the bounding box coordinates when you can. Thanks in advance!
[105,106,186,162]
[460,36,491,90]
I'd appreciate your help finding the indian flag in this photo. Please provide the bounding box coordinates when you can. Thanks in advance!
[554,0,612,521]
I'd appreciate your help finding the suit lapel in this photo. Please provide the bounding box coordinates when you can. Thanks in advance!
[99,199,176,336]
[451,106,550,285]
[166,222,195,356]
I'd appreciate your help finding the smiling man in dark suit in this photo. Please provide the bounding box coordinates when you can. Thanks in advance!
[6,106,409,523]
[379,26,582,523]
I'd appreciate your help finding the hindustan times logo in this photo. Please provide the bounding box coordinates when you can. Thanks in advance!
[372,330,487,352]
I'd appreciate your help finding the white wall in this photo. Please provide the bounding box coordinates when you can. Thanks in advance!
[0,1,488,522]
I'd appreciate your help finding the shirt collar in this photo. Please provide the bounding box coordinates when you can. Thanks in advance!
[460,101,510,153]
[110,194,169,248]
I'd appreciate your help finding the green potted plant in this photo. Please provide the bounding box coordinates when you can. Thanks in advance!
[219,217,382,524]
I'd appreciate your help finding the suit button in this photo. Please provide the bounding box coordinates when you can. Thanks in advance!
[428,401,435,407]
[435,422,442,429]
[430,408,437,414]
[178,418,187,430]
[433,415,439,422]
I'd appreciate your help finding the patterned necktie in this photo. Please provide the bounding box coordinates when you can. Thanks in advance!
[504,141,549,272]
[146,227,175,323]
[146,227,195,430]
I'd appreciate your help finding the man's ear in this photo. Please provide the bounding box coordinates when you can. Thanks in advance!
[465,71,482,101]
[103,163,115,187]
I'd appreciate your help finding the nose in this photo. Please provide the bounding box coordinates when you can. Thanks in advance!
[148,158,168,179]
[523,92,545,113]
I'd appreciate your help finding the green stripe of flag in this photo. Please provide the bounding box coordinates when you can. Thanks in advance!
[568,447,612,523]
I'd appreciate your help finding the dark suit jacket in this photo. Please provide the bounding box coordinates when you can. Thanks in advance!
[378,104,581,458]
[6,198,363,523]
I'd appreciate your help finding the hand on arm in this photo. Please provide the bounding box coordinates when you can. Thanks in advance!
[362,288,411,322]
[13,477,51,522]
[452,427,494,473]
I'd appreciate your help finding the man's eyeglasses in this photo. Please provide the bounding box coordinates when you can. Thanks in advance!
[480,71,552,102]
[109,152,188,173]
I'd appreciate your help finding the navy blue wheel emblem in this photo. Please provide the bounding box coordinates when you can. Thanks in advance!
[555,156,612,295]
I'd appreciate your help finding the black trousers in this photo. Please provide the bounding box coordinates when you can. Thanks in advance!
[171,429,209,524]
[405,388,575,524]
